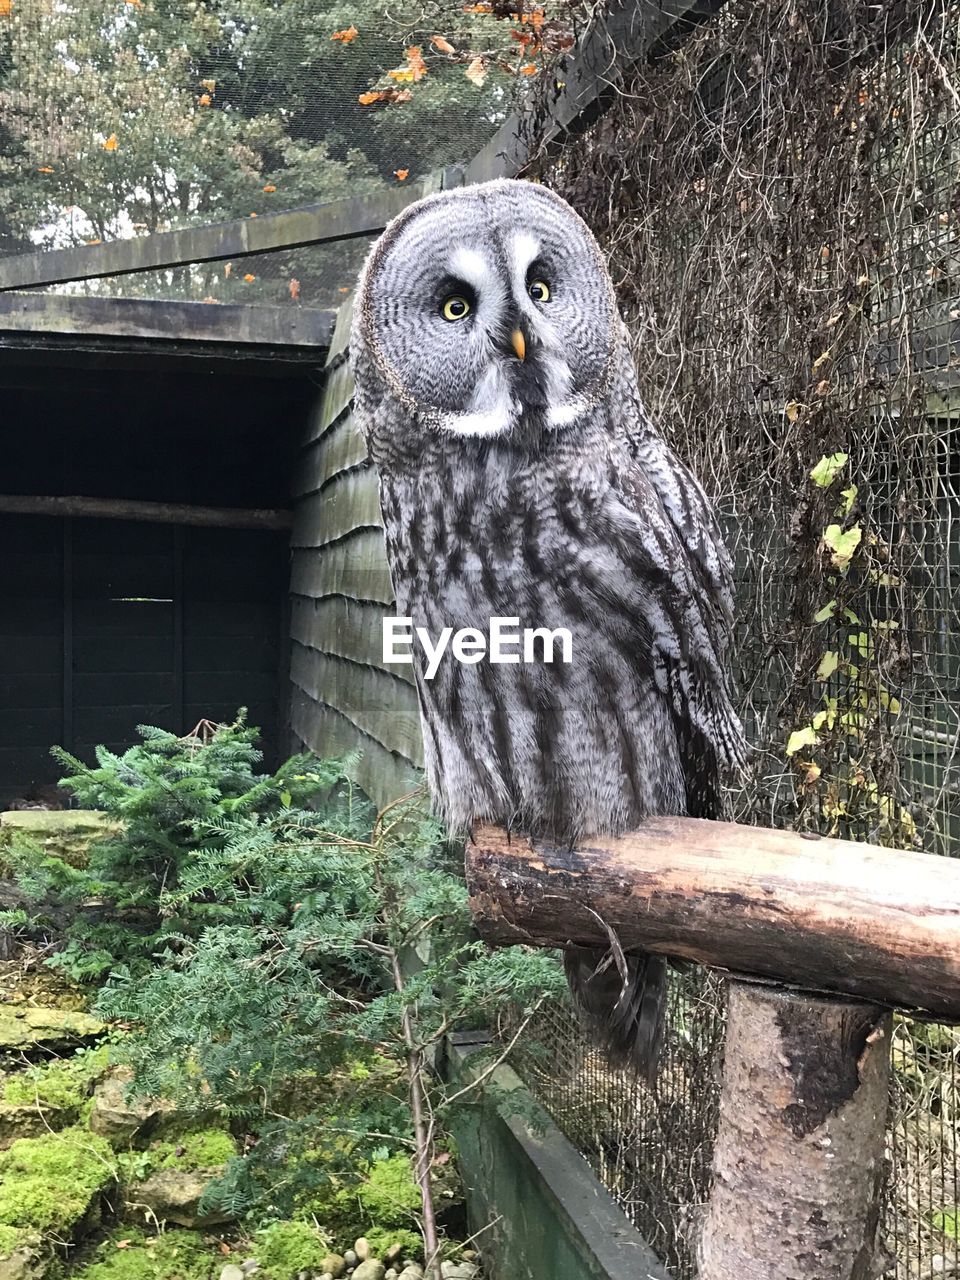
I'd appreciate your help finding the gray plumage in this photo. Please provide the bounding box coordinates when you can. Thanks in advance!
[351,179,745,1079]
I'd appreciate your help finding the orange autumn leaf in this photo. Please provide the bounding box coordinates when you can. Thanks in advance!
[431,34,455,53]
[511,28,534,46]
[262,183,277,193]
[103,134,118,151]
[123,0,141,6]
[201,78,217,92]
[86,237,102,245]
[249,211,258,217]
[198,93,212,105]
[389,45,426,82]
[465,56,487,86]
[202,296,219,304]
[331,24,358,42]
[114,1241,133,1250]
[37,165,55,173]
[339,287,350,293]
[359,87,411,105]
[289,278,301,300]
[243,273,256,283]
[519,61,537,74]
[394,168,409,180]
[0,0,12,14]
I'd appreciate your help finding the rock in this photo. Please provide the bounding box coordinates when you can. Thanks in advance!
[320,1255,346,1278]
[383,1244,404,1266]
[130,1169,234,1228]
[0,1236,47,1280]
[396,1267,423,1280]
[0,1006,104,1055]
[354,1238,371,1261]
[89,1067,175,1145]
[352,1264,385,1280]
[318,1274,334,1280]
[220,1267,246,1280]
[0,810,119,873]
[440,1267,478,1280]
[461,1253,477,1263]
[240,1263,260,1275]
[343,1252,357,1267]
[0,1103,58,1149]
[385,1272,397,1280]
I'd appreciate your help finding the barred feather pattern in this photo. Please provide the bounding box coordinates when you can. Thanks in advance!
[352,184,745,1079]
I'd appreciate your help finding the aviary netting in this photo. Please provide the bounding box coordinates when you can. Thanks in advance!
[509,0,960,1274]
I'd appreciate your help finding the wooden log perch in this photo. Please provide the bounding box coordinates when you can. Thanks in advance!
[0,495,292,533]
[466,817,960,1019]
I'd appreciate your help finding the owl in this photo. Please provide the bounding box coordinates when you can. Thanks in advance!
[351,178,745,1080]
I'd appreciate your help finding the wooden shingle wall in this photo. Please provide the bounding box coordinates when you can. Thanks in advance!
[288,299,424,807]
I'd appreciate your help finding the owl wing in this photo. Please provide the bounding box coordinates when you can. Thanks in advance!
[612,395,745,820]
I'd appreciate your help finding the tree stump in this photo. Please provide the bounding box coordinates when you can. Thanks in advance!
[698,981,892,1280]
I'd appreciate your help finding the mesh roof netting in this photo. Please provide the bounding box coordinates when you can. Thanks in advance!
[0,0,576,307]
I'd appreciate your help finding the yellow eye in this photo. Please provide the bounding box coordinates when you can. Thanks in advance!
[529,279,551,302]
[441,294,471,321]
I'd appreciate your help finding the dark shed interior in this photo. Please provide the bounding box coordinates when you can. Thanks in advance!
[0,335,319,804]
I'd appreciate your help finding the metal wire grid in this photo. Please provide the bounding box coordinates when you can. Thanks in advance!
[505,1,960,1276]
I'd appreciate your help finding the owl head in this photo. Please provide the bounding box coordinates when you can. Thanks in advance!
[353,179,619,439]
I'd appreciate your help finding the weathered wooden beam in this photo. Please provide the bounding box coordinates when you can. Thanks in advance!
[466,818,960,1018]
[464,0,727,182]
[698,983,891,1280]
[0,293,334,349]
[0,495,292,532]
[0,180,439,293]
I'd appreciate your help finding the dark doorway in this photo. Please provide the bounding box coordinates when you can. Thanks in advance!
[0,351,315,804]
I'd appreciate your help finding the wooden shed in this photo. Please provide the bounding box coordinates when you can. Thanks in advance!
[0,293,336,804]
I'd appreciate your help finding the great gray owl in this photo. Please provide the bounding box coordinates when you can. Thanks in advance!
[351,178,745,1080]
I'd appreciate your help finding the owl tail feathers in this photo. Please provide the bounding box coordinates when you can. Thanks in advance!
[564,946,667,1085]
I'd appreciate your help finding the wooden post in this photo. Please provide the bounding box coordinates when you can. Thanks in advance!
[465,819,960,1277]
[698,983,891,1280]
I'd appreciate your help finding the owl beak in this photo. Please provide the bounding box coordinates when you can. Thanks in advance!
[510,328,526,362]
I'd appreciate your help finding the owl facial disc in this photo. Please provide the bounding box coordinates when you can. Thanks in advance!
[356,179,618,440]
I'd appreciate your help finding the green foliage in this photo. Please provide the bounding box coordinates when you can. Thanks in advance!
[253,1220,332,1277]
[12,715,335,980]
[0,1127,114,1237]
[73,1227,221,1280]
[33,720,564,1243]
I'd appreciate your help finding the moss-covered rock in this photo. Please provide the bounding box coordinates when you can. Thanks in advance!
[362,1228,422,1263]
[122,1127,238,1229]
[253,1221,332,1278]
[0,812,120,875]
[70,1227,221,1280]
[0,1127,115,1275]
[353,1156,421,1230]
[0,1008,105,1057]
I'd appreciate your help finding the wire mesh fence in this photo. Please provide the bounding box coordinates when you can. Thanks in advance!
[504,0,960,1275]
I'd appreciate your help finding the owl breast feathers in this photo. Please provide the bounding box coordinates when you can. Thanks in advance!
[350,178,745,1075]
